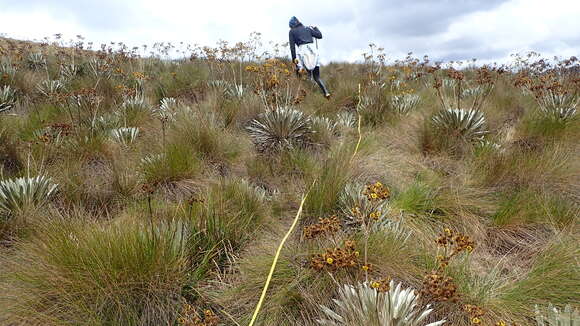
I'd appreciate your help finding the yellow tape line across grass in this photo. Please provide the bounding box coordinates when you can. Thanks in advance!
[249,84,364,325]
[352,83,363,160]
[248,182,314,326]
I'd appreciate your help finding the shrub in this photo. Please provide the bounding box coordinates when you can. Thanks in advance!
[311,115,337,147]
[118,95,150,126]
[317,281,445,326]
[0,58,17,82]
[338,182,389,227]
[423,108,490,155]
[0,175,58,216]
[246,106,313,153]
[335,111,356,129]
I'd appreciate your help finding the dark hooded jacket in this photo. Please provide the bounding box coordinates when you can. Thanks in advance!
[289,20,322,61]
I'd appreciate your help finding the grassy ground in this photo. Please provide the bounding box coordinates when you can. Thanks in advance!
[0,36,578,325]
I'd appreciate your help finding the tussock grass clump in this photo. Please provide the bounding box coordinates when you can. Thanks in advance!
[0,218,189,326]
[472,142,575,193]
[492,188,578,226]
[391,181,439,216]
[213,233,337,325]
[184,178,268,278]
[305,145,353,217]
[496,238,580,319]
[0,127,22,176]
[140,146,201,186]
[169,111,242,164]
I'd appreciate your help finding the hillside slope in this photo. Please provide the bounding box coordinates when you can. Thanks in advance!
[0,38,578,325]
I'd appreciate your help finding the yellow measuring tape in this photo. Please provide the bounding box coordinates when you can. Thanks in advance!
[248,181,314,326]
[248,84,363,325]
[352,83,363,160]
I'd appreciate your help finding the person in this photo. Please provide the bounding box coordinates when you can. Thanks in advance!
[288,16,331,99]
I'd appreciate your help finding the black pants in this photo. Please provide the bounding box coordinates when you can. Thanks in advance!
[298,66,329,96]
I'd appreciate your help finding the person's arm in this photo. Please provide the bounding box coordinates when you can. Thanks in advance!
[310,26,322,39]
[289,30,296,61]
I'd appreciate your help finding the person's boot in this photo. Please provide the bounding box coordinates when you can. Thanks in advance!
[318,81,330,99]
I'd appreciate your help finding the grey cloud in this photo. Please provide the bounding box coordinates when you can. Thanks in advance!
[356,0,509,38]
[304,0,514,62]
[3,0,139,30]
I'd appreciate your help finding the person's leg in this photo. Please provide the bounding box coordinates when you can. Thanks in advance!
[313,66,330,97]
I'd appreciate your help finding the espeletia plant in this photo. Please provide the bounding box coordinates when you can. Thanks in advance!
[26,52,46,70]
[317,280,445,326]
[335,111,356,129]
[535,303,579,326]
[431,108,489,141]
[390,94,421,115]
[246,106,313,153]
[535,91,578,122]
[37,79,65,98]
[0,175,58,216]
[0,58,17,81]
[154,97,179,123]
[110,127,140,146]
[339,182,389,227]
[0,85,17,113]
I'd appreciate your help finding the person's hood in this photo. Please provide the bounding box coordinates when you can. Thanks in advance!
[289,16,301,28]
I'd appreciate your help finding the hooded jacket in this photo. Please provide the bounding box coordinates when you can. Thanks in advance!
[289,18,322,61]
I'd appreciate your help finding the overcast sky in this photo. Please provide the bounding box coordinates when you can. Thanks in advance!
[1,0,579,64]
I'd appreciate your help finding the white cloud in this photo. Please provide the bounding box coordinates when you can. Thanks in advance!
[1,0,579,63]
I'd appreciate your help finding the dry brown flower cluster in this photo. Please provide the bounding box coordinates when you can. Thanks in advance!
[420,228,476,304]
[310,240,361,272]
[463,304,486,325]
[245,58,296,107]
[177,304,219,326]
[447,68,465,81]
[35,123,73,144]
[370,276,392,293]
[303,215,341,239]
[363,181,390,201]
[348,182,390,226]
[293,88,307,105]
[436,228,475,268]
[245,58,292,91]
[419,269,458,303]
